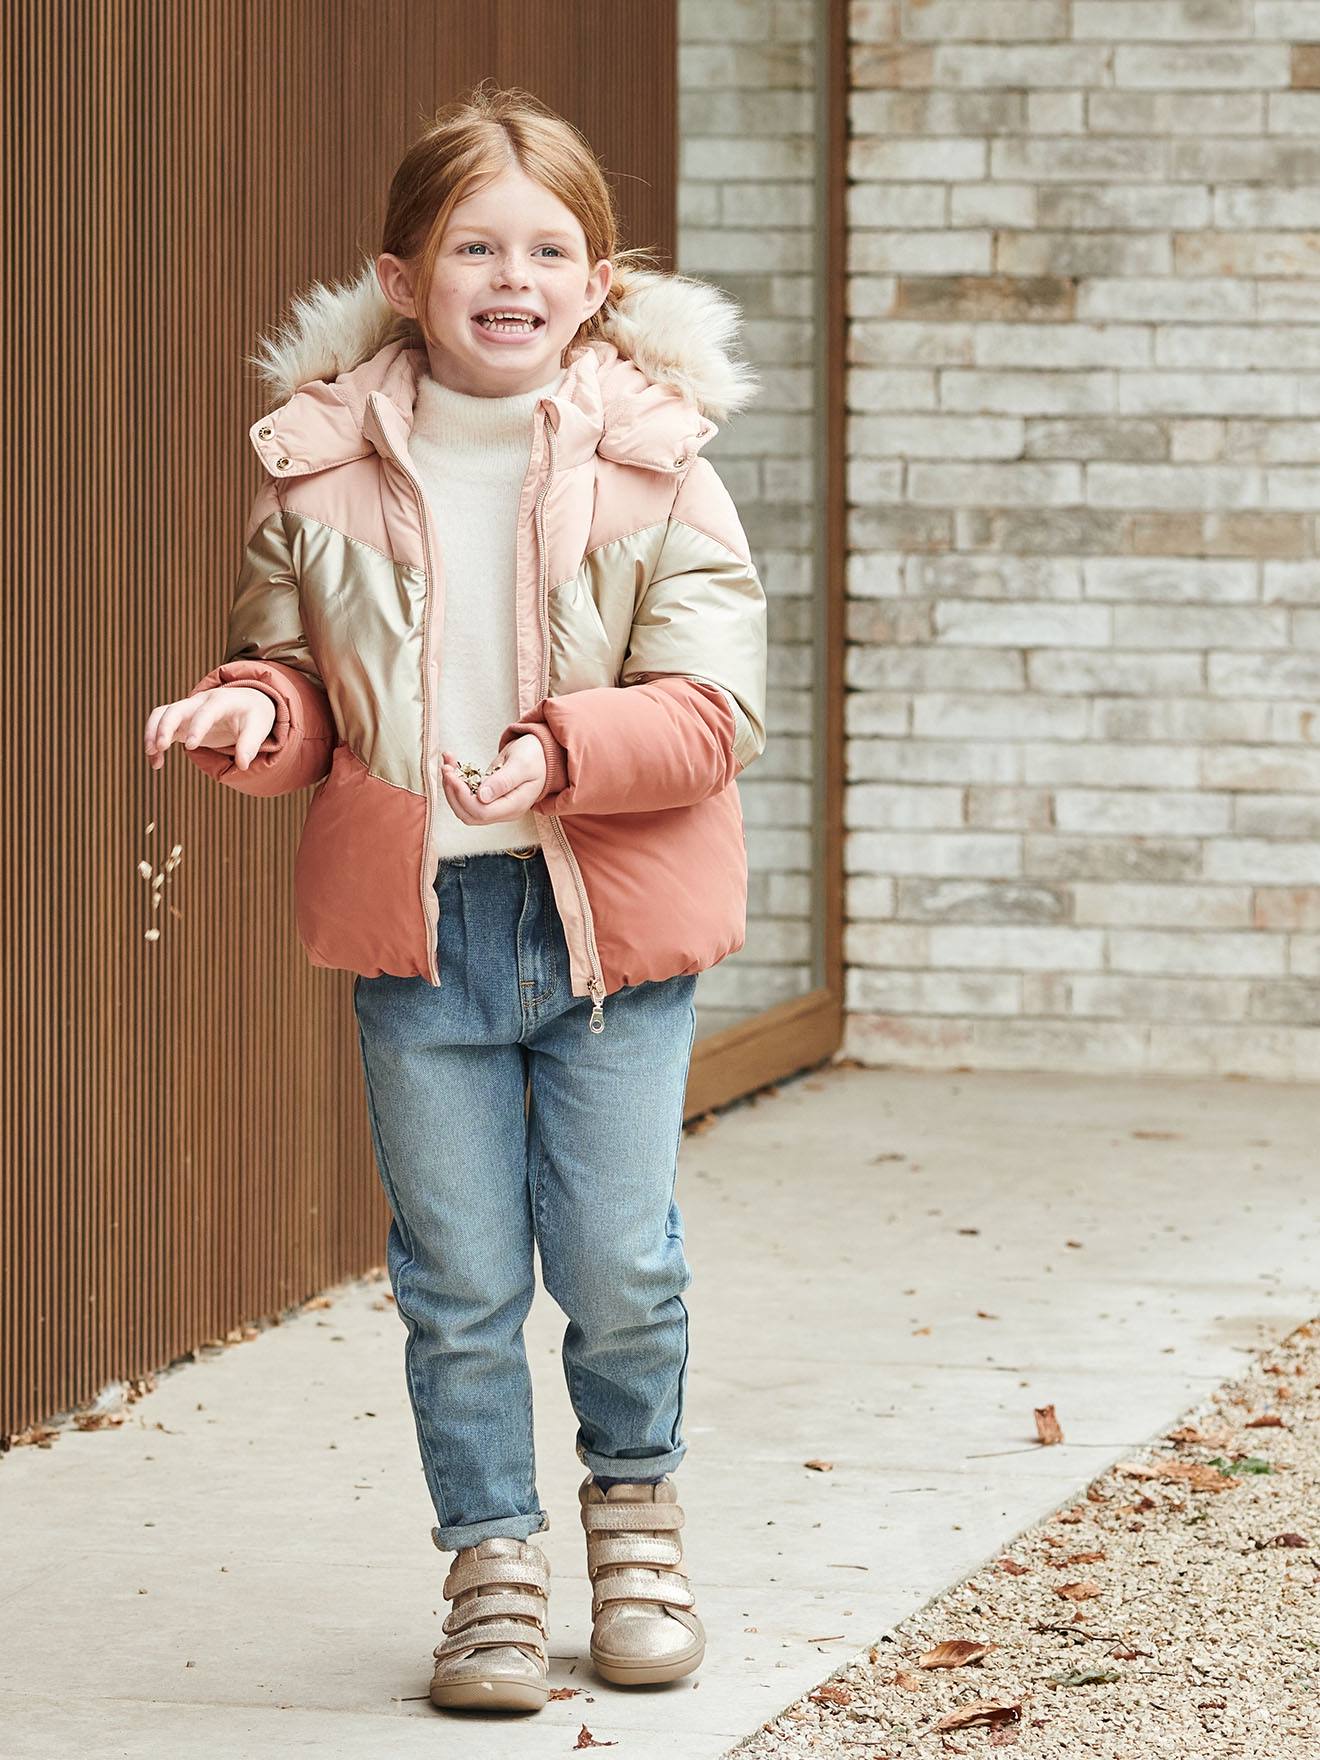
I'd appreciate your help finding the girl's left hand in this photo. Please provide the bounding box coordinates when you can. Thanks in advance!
[441,736,548,825]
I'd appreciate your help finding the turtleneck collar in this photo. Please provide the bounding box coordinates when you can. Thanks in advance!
[409,365,569,476]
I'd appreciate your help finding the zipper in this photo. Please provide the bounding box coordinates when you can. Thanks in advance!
[369,394,443,986]
[533,412,609,1034]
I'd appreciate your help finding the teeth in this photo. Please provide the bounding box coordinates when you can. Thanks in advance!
[477,311,539,328]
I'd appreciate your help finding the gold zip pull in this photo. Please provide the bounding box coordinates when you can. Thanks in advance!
[588,979,607,1035]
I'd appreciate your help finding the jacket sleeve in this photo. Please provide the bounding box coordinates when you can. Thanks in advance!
[499,456,767,816]
[185,477,336,798]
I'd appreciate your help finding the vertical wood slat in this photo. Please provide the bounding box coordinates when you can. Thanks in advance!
[1,0,676,1438]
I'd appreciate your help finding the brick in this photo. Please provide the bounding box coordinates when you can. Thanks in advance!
[1071,976,1249,1023]
[1145,1023,1320,1080]
[1291,936,1320,976]
[845,783,965,830]
[912,694,1089,740]
[848,413,1025,458]
[847,968,1023,1016]
[1086,92,1262,134]
[846,694,913,736]
[1208,650,1320,695]
[846,831,1022,877]
[1026,837,1202,882]
[1025,417,1167,462]
[908,553,1082,600]
[1054,790,1231,836]
[1082,557,1258,603]
[847,647,1026,691]
[900,0,1068,40]
[956,507,1130,552]
[844,603,934,648]
[1072,1,1250,39]
[845,923,931,966]
[1027,651,1205,695]
[1108,930,1286,978]
[1111,44,1289,89]
[897,879,1068,923]
[850,739,1022,783]
[998,232,1172,277]
[1089,465,1265,512]
[966,786,1054,830]
[1028,741,1198,790]
[895,273,1072,321]
[1253,888,1320,931]
[1074,884,1251,929]
[927,924,1104,970]
[1205,841,1320,884]
[1113,605,1288,648]
[846,1014,1153,1074]
[1248,981,1320,1024]
[941,370,1115,417]
[845,875,896,920]
[1234,793,1320,838]
[933,602,1110,647]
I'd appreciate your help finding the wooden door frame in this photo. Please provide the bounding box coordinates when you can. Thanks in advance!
[685,0,847,1119]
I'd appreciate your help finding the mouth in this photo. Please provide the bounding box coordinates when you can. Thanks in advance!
[471,308,546,342]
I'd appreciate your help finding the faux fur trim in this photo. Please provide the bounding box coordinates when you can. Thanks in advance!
[248,256,759,421]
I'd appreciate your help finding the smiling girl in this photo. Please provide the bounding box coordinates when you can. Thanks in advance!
[144,84,767,1715]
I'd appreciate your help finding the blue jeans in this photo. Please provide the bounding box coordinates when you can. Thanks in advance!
[351,848,698,1553]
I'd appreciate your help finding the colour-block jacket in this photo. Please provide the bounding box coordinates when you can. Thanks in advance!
[186,259,768,1032]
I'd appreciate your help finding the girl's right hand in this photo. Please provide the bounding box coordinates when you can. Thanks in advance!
[144,686,277,772]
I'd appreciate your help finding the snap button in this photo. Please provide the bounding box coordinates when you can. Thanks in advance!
[258,425,273,438]
[276,456,290,469]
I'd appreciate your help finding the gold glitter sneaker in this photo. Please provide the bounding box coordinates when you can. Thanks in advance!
[578,1475,705,1685]
[430,1536,551,1712]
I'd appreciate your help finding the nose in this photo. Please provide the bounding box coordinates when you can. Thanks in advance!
[493,253,536,290]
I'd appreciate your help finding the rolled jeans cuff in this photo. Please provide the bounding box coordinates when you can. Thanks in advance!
[431,1506,551,1553]
[575,1438,688,1481]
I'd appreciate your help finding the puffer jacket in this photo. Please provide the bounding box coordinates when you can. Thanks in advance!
[186,260,768,1033]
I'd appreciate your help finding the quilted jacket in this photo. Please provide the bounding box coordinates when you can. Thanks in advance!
[186,260,768,1033]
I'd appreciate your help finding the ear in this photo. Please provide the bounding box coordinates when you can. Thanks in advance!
[374,253,420,324]
[580,257,613,326]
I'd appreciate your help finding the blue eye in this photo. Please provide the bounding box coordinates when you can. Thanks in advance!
[460,242,564,257]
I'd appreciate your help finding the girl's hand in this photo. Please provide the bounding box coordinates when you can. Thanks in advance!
[441,736,547,825]
[144,686,277,772]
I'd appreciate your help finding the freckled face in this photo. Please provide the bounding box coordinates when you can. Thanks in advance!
[382,164,612,397]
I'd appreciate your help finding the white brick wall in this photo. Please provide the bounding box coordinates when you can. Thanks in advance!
[843,0,1320,1079]
[679,0,823,1036]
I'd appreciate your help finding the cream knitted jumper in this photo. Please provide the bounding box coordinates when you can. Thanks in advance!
[408,365,567,860]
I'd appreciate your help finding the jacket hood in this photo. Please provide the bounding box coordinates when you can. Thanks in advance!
[244,257,759,480]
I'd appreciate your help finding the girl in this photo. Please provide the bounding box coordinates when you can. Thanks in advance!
[144,84,767,1715]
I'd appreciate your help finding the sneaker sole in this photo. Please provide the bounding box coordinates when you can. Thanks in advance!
[430,1676,549,1713]
[589,1636,705,1686]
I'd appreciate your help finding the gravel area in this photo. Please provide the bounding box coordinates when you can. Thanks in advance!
[730,1316,1319,1760]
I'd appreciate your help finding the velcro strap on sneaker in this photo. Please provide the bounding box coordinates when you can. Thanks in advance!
[586,1534,685,1572]
[434,1618,548,1659]
[591,1568,696,1610]
[442,1555,549,1600]
[442,1590,550,1635]
[579,1502,685,1533]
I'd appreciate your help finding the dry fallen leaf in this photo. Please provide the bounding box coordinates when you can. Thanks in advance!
[919,1640,995,1669]
[574,1726,617,1749]
[1064,1551,1106,1565]
[809,1684,852,1706]
[934,1699,1022,1733]
[803,1458,834,1472]
[1246,1413,1285,1429]
[1117,1459,1238,1492]
[895,1667,924,1689]
[1055,1581,1103,1601]
[547,1686,581,1700]
[1034,1404,1064,1445]
[998,1557,1031,1576]
[1167,1425,1231,1447]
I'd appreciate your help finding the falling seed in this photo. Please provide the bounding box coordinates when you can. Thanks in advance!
[145,820,155,835]
[137,860,152,880]
[144,928,161,942]
[152,873,165,890]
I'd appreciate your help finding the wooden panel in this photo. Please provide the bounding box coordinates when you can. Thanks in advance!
[1,0,675,1437]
